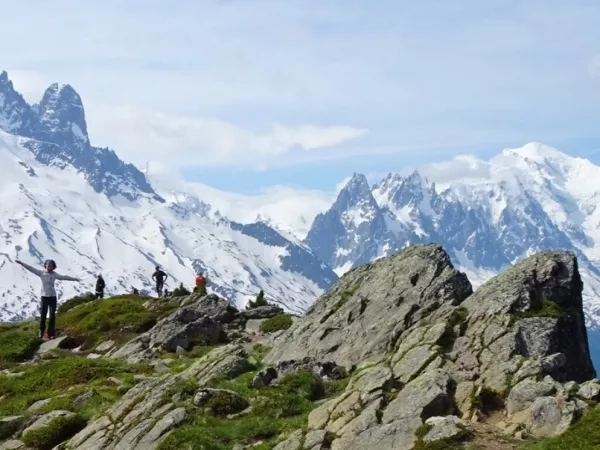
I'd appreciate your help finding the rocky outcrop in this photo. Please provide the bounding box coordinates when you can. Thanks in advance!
[265,244,599,448]
[266,245,473,369]
[64,344,250,449]
[109,294,235,363]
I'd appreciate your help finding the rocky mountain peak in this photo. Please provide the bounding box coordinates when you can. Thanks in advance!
[0,70,160,202]
[38,82,89,146]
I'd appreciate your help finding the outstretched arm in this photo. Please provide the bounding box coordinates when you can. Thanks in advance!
[55,273,80,282]
[15,260,43,277]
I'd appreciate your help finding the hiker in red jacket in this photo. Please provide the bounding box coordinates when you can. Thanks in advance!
[195,272,207,295]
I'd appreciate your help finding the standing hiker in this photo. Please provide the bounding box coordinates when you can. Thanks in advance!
[152,266,168,298]
[194,272,207,295]
[16,258,80,341]
[95,273,105,299]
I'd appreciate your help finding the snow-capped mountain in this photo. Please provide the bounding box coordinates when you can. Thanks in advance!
[305,143,600,367]
[1,71,160,202]
[0,71,337,322]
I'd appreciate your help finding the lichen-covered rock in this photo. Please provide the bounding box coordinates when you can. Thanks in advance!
[422,415,468,442]
[577,379,600,400]
[266,245,473,369]
[240,305,284,320]
[459,251,595,383]
[506,378,556,415]
[528,396,588,438]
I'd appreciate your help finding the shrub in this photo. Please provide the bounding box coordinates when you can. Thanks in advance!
[277,371,325,401]
[259,314,292,334]
[247,290,269,309]
[172,283,191,297]
[21,414,87,450]
[205,391,249,416]
[0,416,23,441]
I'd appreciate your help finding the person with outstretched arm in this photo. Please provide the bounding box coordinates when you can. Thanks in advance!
[16,258,81,341]
[152,266,168,298]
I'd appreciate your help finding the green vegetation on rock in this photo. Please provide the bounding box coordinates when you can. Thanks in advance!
[0,356,146,417]
[21,414,87,450]
[172,282,191,297]
[514,300,565,320]
[57,292,96,314]
[247,289,269,309]
[159,370,333,449]
[0,321,41,368]
[522,406,600,450]
[56,295,159,348]
[259,314,293,333]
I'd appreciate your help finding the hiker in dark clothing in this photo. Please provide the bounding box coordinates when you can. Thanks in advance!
[95,274,105,299]
[16,258,80,341]
[152,266,168,297]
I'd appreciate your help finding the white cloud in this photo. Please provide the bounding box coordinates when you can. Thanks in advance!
[334,176,352,194]
[84,104,367,168]
[398,154,492,187]
[5,69,51,103]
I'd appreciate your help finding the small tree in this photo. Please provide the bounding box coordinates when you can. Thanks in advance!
[247,289,269,309]
[172,282,191,297]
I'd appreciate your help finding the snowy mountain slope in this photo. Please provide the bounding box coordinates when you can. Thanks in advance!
[305,143,600,335]
[0,69,339,322]
[0,129,337,321]
[142,163,332,239]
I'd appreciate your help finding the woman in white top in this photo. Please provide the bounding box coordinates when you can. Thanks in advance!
[16,258,80,341]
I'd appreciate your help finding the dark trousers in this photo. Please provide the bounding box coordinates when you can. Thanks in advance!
[40,296,57,337]
[95,291,104,299]
[156,282,164,297]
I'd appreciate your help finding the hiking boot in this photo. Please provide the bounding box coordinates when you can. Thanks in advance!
[42,332,50,341]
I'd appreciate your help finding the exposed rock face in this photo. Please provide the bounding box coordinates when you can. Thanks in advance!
[458,250,595,383]
[110,294,234,363]
[266,244,599,449]
[266,244,473,369]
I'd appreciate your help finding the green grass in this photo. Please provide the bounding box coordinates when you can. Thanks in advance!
[522,406,600,450]
[57,292,96,314]
[21,413,87,450]
[56,295,159,348]
[514,300,564,320]
[259,314,293,334]
[0,356,147,417]
[0,321,42,368]
[158,370,328,450]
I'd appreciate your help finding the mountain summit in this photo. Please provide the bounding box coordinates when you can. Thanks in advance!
[0,70,160,202]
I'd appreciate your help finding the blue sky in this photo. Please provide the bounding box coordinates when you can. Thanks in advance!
[2,0,600,194]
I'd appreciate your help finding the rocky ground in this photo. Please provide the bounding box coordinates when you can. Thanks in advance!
[1,244,600,449]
